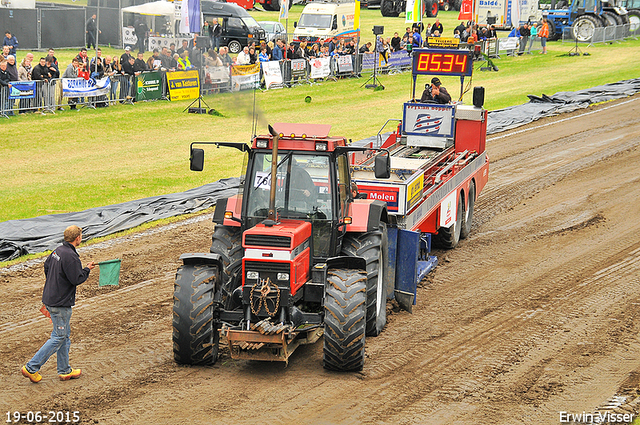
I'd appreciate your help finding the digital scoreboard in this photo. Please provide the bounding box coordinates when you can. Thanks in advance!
[412,48,474,77]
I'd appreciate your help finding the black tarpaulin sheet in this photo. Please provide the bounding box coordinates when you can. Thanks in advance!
[0,177,240,262]
[486,78,640,134]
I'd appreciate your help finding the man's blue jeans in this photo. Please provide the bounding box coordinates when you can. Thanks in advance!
[26,306,73,375]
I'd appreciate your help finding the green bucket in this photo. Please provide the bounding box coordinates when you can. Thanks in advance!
[97,259,121,287]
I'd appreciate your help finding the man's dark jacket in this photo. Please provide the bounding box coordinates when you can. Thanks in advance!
[42,241,91,307]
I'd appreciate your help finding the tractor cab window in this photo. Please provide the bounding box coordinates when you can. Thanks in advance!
[246,152,333,257]
[247,152,331,219]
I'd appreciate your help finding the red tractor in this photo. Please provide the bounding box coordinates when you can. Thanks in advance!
[174,123,393,371]
[173,48,489,371]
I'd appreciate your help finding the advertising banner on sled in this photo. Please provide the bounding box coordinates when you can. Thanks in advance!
[9,81,36,100]
[62,77,111,98]
[262,61,283,89]
[309,57,330,79]
[166,70,200,101]
[135,71,162,101]
[231,64,260,92]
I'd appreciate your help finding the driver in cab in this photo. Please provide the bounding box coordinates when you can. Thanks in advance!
[420,77,451,104]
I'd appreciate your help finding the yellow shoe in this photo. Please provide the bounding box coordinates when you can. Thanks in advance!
[21,366,42,383]
[59,368,82,381]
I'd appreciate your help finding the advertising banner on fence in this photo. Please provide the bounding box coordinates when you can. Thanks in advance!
[336,55,354,73]
[9,81,36,100]
[136,71,162,101]
[122,27,137,46]
[309,57,330,79]
[205,66,230,85]
[262,61,283,89]
[231,64,260,92]
[362,51,411,70]
[62,77,111,98]
[166,70,199,101]
[291,59,307,80]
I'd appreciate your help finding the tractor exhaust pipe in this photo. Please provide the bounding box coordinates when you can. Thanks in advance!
[267,125,279,223]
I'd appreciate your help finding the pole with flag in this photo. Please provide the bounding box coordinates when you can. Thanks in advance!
[405,0,423,24]
[279,0,289,34]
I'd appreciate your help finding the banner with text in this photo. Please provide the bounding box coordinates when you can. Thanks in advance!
[291,59,307,80]
[309,57,331,79]
[136,71,162,101]
[262,61,284,89]
[166,70,200,101]
[231,64,260,92]
[9,81,36,100]
[62,77,111,98]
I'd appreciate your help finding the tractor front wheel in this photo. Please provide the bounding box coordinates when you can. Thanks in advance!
[323,269,368,372]
[173,264,219,365]
[342,224,388,337]
[572,15,601,42]
[210,225,243,310]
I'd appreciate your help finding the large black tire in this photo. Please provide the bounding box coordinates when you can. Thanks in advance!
[323,269,367,372]
[425,0,438,17]
[173,264,219,365]
[460,181,476,240]
[435,190,463,249]
[572,15,601,42]
[442,0,450,11]
[628,11,640,32]
[453,0,461,10]
[342,224,388,337]
[601,11,621,26]
[380,0,400,17]
[210,225,243,310]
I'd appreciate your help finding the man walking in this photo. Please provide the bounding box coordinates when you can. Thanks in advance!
[22,225,95,383]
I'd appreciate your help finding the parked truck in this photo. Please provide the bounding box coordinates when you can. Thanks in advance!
[173,47,489,371]
[471,0,541,29]
[292,0,360,44]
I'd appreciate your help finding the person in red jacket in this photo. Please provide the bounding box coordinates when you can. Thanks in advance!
[22,225,95,383]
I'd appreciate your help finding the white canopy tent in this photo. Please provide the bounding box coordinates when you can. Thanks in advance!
[121,0,178,38]
[121,0,176,16]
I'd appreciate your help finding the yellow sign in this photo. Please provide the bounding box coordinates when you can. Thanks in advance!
[407,174,424,209]
[166,70,200,101]
[426,37,460,48]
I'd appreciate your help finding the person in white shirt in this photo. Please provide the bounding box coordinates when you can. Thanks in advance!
[236,46,251,65]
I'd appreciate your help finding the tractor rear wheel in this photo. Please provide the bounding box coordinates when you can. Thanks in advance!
[460,181,476,240]
[210,225,243,310]
[323,269,367,372]
[601,11,621,26]
[425,0,439,17]
[380,0,400,17]
[628,11,640,32]
[342,224,388,337]
[173,264,220,365]
[435,190,463,249]
[572,15,601,42]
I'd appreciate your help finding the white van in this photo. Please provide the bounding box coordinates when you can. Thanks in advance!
[293,0,360,44]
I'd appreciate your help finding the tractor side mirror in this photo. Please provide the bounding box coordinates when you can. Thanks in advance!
[374,154,391,179]
[190,148,205,171]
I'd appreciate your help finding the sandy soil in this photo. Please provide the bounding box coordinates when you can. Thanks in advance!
[2,94,640,424]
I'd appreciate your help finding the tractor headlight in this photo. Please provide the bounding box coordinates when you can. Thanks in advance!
[315,142,328,151]
[277,273,290,281]
[256,140,268,149]
[247,271,259,280]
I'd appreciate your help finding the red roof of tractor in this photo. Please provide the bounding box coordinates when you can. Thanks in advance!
[252,122,348,152]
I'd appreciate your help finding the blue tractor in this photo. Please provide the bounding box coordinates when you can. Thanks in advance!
[543,0,630,41]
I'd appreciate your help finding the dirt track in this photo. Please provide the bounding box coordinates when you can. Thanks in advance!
[3,95,640,424]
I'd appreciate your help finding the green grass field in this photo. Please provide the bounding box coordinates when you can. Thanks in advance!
[3,6,640,225]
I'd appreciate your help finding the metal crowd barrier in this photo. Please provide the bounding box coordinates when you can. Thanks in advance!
[562,23,639,44]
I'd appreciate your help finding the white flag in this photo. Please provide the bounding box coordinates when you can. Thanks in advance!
[180,0,190,34]
[279,0,289,20]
